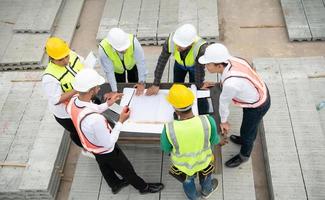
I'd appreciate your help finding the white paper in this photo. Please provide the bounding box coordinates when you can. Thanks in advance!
[83,51,97,69]
[119,86,201,134]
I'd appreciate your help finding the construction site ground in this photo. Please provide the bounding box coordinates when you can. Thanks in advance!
[0,0,324,199]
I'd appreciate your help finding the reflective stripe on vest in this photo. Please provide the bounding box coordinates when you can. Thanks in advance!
[43,51,84,93]
[168,33,206,67]
[99,35,136,74]
[67,96,112,154]
[166,115,212,176]
[222,57,267,108]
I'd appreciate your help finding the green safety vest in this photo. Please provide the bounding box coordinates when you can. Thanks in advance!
[99,35,136,74]
[168,33,206,67]
[43,51,84,93]
[165,115,213,176]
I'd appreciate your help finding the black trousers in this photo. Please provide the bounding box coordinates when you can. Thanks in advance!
[54,116,83,148]
[95,144,147,191]
[115,65,139,83]
[240,88,271,157]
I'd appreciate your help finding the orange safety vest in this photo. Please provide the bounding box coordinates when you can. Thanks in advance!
[67,96,112,154]
[222,57,267,108]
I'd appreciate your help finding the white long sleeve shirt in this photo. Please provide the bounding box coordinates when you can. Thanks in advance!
[219,63,259,123]
[42,54,84,119]
[98,37,148,92]
[74,98,123,153]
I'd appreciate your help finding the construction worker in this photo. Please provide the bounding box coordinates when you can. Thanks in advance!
[145,24,209,114]
[98,27,147,96]
[161,84,220,200]
[146,24,208,95]
[67,68,164,195]
[42,37,83,148]
[198,43,271,168]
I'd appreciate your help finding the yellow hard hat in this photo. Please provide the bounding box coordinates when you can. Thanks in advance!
[166,84,194,109]
[45,37,70,60]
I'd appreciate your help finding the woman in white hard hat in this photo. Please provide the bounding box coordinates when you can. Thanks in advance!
[67,68,164,195]
[199,43,271,168]
[98,28,148,96]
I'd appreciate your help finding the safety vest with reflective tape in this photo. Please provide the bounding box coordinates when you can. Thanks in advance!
[43,51,84,93]
[222,57,267,108]
[67,96,112,154]
[99,35,136,74]
[168,33,206,67]
[165,115,213,176]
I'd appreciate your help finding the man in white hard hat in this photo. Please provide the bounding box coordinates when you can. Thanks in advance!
[99,28,148,96]
[198,43,271,168]
[146,24,208,95]
[67,68,164,195]
[146,24,210,114]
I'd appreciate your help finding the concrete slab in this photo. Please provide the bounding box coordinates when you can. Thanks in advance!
[280,0,312,41]
[96,0,124,42]
[137,0,160,45]
[13,0,64,33]
[119,0,141,34]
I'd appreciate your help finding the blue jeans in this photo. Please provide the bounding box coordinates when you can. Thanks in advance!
[173,62,195,83]
[182,173,212,200]
[240,87,271,157]
[174,62,209,114]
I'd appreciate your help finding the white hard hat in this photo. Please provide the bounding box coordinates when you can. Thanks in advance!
[173,24,197,48]
[106,28,130,51]
[198,43,231,64]
[72,69,105,92]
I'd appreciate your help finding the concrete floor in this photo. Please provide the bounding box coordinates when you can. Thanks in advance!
[56,0,325,199]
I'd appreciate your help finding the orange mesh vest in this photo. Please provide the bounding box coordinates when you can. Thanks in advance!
[67,96,112,154]
[222,57,267,108]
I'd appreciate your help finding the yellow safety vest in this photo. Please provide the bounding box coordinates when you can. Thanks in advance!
[43,51,84,93]
[165,115,213,176]
[99,35,136,74]
[168,33,206,67]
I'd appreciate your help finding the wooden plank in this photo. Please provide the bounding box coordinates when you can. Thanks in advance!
[137,0,160,45]
[280,0,312,41]
[96,0,124,42]
[119,0,141,34]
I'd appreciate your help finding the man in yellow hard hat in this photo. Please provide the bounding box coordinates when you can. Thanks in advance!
[98,28,148,96]
[42,37,84,148]
[161,84,220,200]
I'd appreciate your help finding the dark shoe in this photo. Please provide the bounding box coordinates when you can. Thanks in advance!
[225,154,247,168]
[111,179,129,194]
[201,178,219,199]
[230,135,242,145]
[140,183,164,194]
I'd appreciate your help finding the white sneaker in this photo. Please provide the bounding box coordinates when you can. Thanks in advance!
[81,149,95,159]
[201,178,219,199]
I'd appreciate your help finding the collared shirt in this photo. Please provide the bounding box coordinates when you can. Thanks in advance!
[42,55,84,119]
[74,98,123,153]
[98,37,148,92]
[219,62,259,123]
[153,36,207,88]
